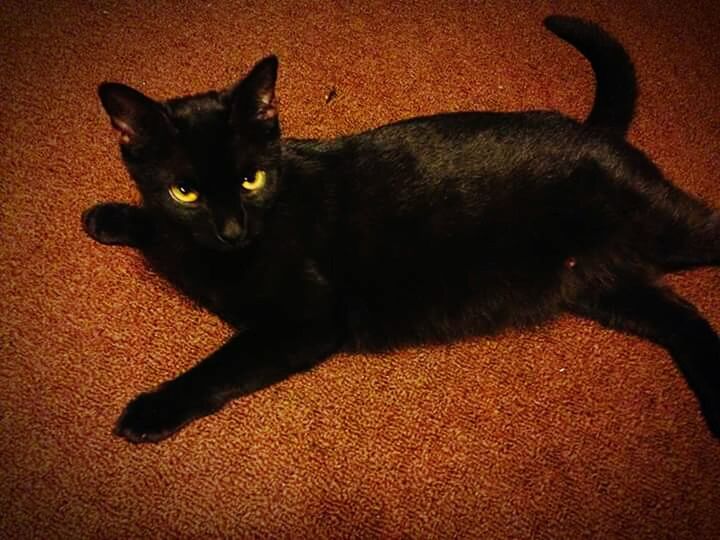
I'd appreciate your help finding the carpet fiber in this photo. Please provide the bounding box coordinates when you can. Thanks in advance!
[2,1,720,537]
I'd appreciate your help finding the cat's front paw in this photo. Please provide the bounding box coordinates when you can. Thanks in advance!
[115,387,208,443]
[82,203,144,246]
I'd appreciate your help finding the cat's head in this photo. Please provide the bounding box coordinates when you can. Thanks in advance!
[98,55,280,251]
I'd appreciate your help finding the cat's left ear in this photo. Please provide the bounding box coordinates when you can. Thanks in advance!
[229,55,279,130]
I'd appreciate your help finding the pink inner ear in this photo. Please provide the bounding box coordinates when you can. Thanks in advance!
[111,118,135,143]
[256,96,278,121]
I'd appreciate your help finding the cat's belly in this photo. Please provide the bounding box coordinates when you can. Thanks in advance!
[340,247,572,352]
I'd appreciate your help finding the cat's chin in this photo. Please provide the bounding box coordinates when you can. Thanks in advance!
[208,236,252,253]
[213,242,249,253]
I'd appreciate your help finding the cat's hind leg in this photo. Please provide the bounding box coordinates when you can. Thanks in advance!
[639,176,720,271]
[566,282,720,438]
[652,204,720,271]
[82,202,152,247]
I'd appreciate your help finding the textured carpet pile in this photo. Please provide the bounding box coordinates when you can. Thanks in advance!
[2,1,719,537]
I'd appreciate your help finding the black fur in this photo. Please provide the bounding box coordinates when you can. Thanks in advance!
[83,16,720,443]
[544,16,636,136]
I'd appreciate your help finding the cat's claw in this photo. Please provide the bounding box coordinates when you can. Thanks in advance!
[115,388,205,443]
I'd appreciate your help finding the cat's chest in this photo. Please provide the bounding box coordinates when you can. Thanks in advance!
[143,246,252,314]
[141,243,316,325]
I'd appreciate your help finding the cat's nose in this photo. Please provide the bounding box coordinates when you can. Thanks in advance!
[218,217,243,244]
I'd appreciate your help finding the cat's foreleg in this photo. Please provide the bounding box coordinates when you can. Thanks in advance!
[115,323,341,443]
[567,282,720,439]
[82,202,153,247]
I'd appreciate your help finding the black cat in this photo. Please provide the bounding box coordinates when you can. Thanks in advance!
[83,16,720,443]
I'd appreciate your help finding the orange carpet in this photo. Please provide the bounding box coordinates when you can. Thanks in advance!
[2,1,720,537]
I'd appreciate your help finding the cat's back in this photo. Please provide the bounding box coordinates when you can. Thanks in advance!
[334,110,616,197]
[360,110,586,156]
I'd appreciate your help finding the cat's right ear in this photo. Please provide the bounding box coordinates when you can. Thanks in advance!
[97,83,172,144]
[228,55,279,131]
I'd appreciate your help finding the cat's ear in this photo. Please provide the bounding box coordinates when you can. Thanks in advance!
[229,55,279,129]
[97,83,173,144]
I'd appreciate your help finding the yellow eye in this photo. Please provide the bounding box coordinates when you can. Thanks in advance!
[169,184,199,204]
[242,170,267,191]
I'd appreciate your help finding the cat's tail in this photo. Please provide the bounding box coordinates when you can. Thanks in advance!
[544,15,637,138]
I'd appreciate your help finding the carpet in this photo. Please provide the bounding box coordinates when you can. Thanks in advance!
[2,0,719,537]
